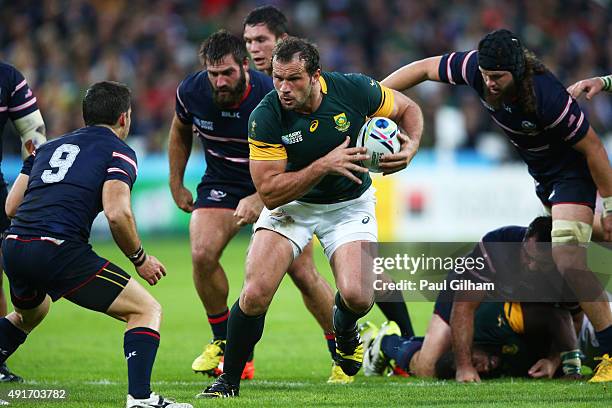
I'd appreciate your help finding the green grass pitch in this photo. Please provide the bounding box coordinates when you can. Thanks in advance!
[0,235,608,407]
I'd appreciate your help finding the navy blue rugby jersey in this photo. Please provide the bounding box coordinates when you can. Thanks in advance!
[0,63,39,170]
[175,69,273,187]
[438,51,590,183]
[8,126,137,242]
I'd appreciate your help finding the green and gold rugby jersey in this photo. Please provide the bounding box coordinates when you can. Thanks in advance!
[248,71,394,204]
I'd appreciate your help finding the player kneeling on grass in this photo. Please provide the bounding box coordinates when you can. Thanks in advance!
[364,217,583,380]
[0,81,191,408]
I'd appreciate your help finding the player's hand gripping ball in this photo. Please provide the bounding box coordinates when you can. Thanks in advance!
[356,117,400,172]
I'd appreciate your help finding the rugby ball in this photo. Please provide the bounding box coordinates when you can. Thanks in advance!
[356,117,400,172]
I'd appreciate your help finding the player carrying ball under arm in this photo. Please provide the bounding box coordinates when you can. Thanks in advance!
[242,5,416,383]
[382,28,612,382]
[199,36,423,398]
[0,81,191,408]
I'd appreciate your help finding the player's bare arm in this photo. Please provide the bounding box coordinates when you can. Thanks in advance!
[379,90,423,175]
[567,75,612,100]
[450,299,481,382]
[168,113,195,213]
[103,180,166,286]
[250,137,369,209]
[381,56,442,91]
[572,127,612,240]
[5,173,29,218]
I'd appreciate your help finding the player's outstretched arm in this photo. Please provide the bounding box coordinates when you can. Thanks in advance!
[381,56,442,92]
[168,113,195,213]
[103,180,166,285]
[250,137,369,209]
[573,127,612,241]
[379,90,423,175]
[5,173,29,218]
[450,299,481,382]
[567,75,611,100]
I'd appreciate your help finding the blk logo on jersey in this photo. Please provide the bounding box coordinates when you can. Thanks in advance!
[521,121,536,131]
[281,131,303,144]
[194,117,213,131]
[208,189,227,202]
[222,111,240,119]
[334,113,350,132]
[310,120,319,132]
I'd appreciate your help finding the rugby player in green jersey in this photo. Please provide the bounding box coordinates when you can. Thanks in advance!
[242,5,417,384]
[198,36,423,398]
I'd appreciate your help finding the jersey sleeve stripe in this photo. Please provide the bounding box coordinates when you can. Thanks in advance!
[195,128,248,144]
[249,139,288,161]
[8,97,37,112]
[544,95,572,130]
[564,112,585,141]
[107,167,130,177]
[371,84,395,118]
[446,52,456,85]
[461,50,477,84]
[248,138,284,148]
[11,79,27,96]
[112,151,138,175]
[206,148,249,163]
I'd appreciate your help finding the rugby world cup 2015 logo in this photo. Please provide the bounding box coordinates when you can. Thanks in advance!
[333,112,350,132]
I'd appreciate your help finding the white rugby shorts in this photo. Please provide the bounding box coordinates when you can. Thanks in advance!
[254,186,377,260]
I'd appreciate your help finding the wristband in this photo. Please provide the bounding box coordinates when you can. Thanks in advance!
[603,196,612,217]
[128,245,144,263]
[133,253,147,267]
[600,75,612,92]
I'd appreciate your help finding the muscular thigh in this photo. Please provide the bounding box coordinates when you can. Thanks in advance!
[190,208,241,258]
[330,240,375,296]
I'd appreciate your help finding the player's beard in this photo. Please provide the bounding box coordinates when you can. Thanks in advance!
[289,80,314,112]
[212,68,247,108]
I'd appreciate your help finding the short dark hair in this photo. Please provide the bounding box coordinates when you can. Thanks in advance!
[272,36,320,76]
[525,216,553,242]
[199,29,248,67]
[243,6,288,38]
[82,81,131,127]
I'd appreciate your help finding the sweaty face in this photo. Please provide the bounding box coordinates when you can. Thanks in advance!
[207,54,247,108]
[244,24,278,73]
[272,56,315,111]
[479,68,514,99]
[520,237,556,273]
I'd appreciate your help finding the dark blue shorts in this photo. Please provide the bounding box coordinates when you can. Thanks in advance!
[2,236,131,311]
[535,176,596,209]
[194,180,256,210]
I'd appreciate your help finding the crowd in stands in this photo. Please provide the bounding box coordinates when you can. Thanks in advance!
[1,0,610,160]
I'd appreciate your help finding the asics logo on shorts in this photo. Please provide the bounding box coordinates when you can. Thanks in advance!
[362,216,370,224]
[208,189,227,202]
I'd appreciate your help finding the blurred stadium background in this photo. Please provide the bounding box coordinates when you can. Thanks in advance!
[1,0,611,241]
